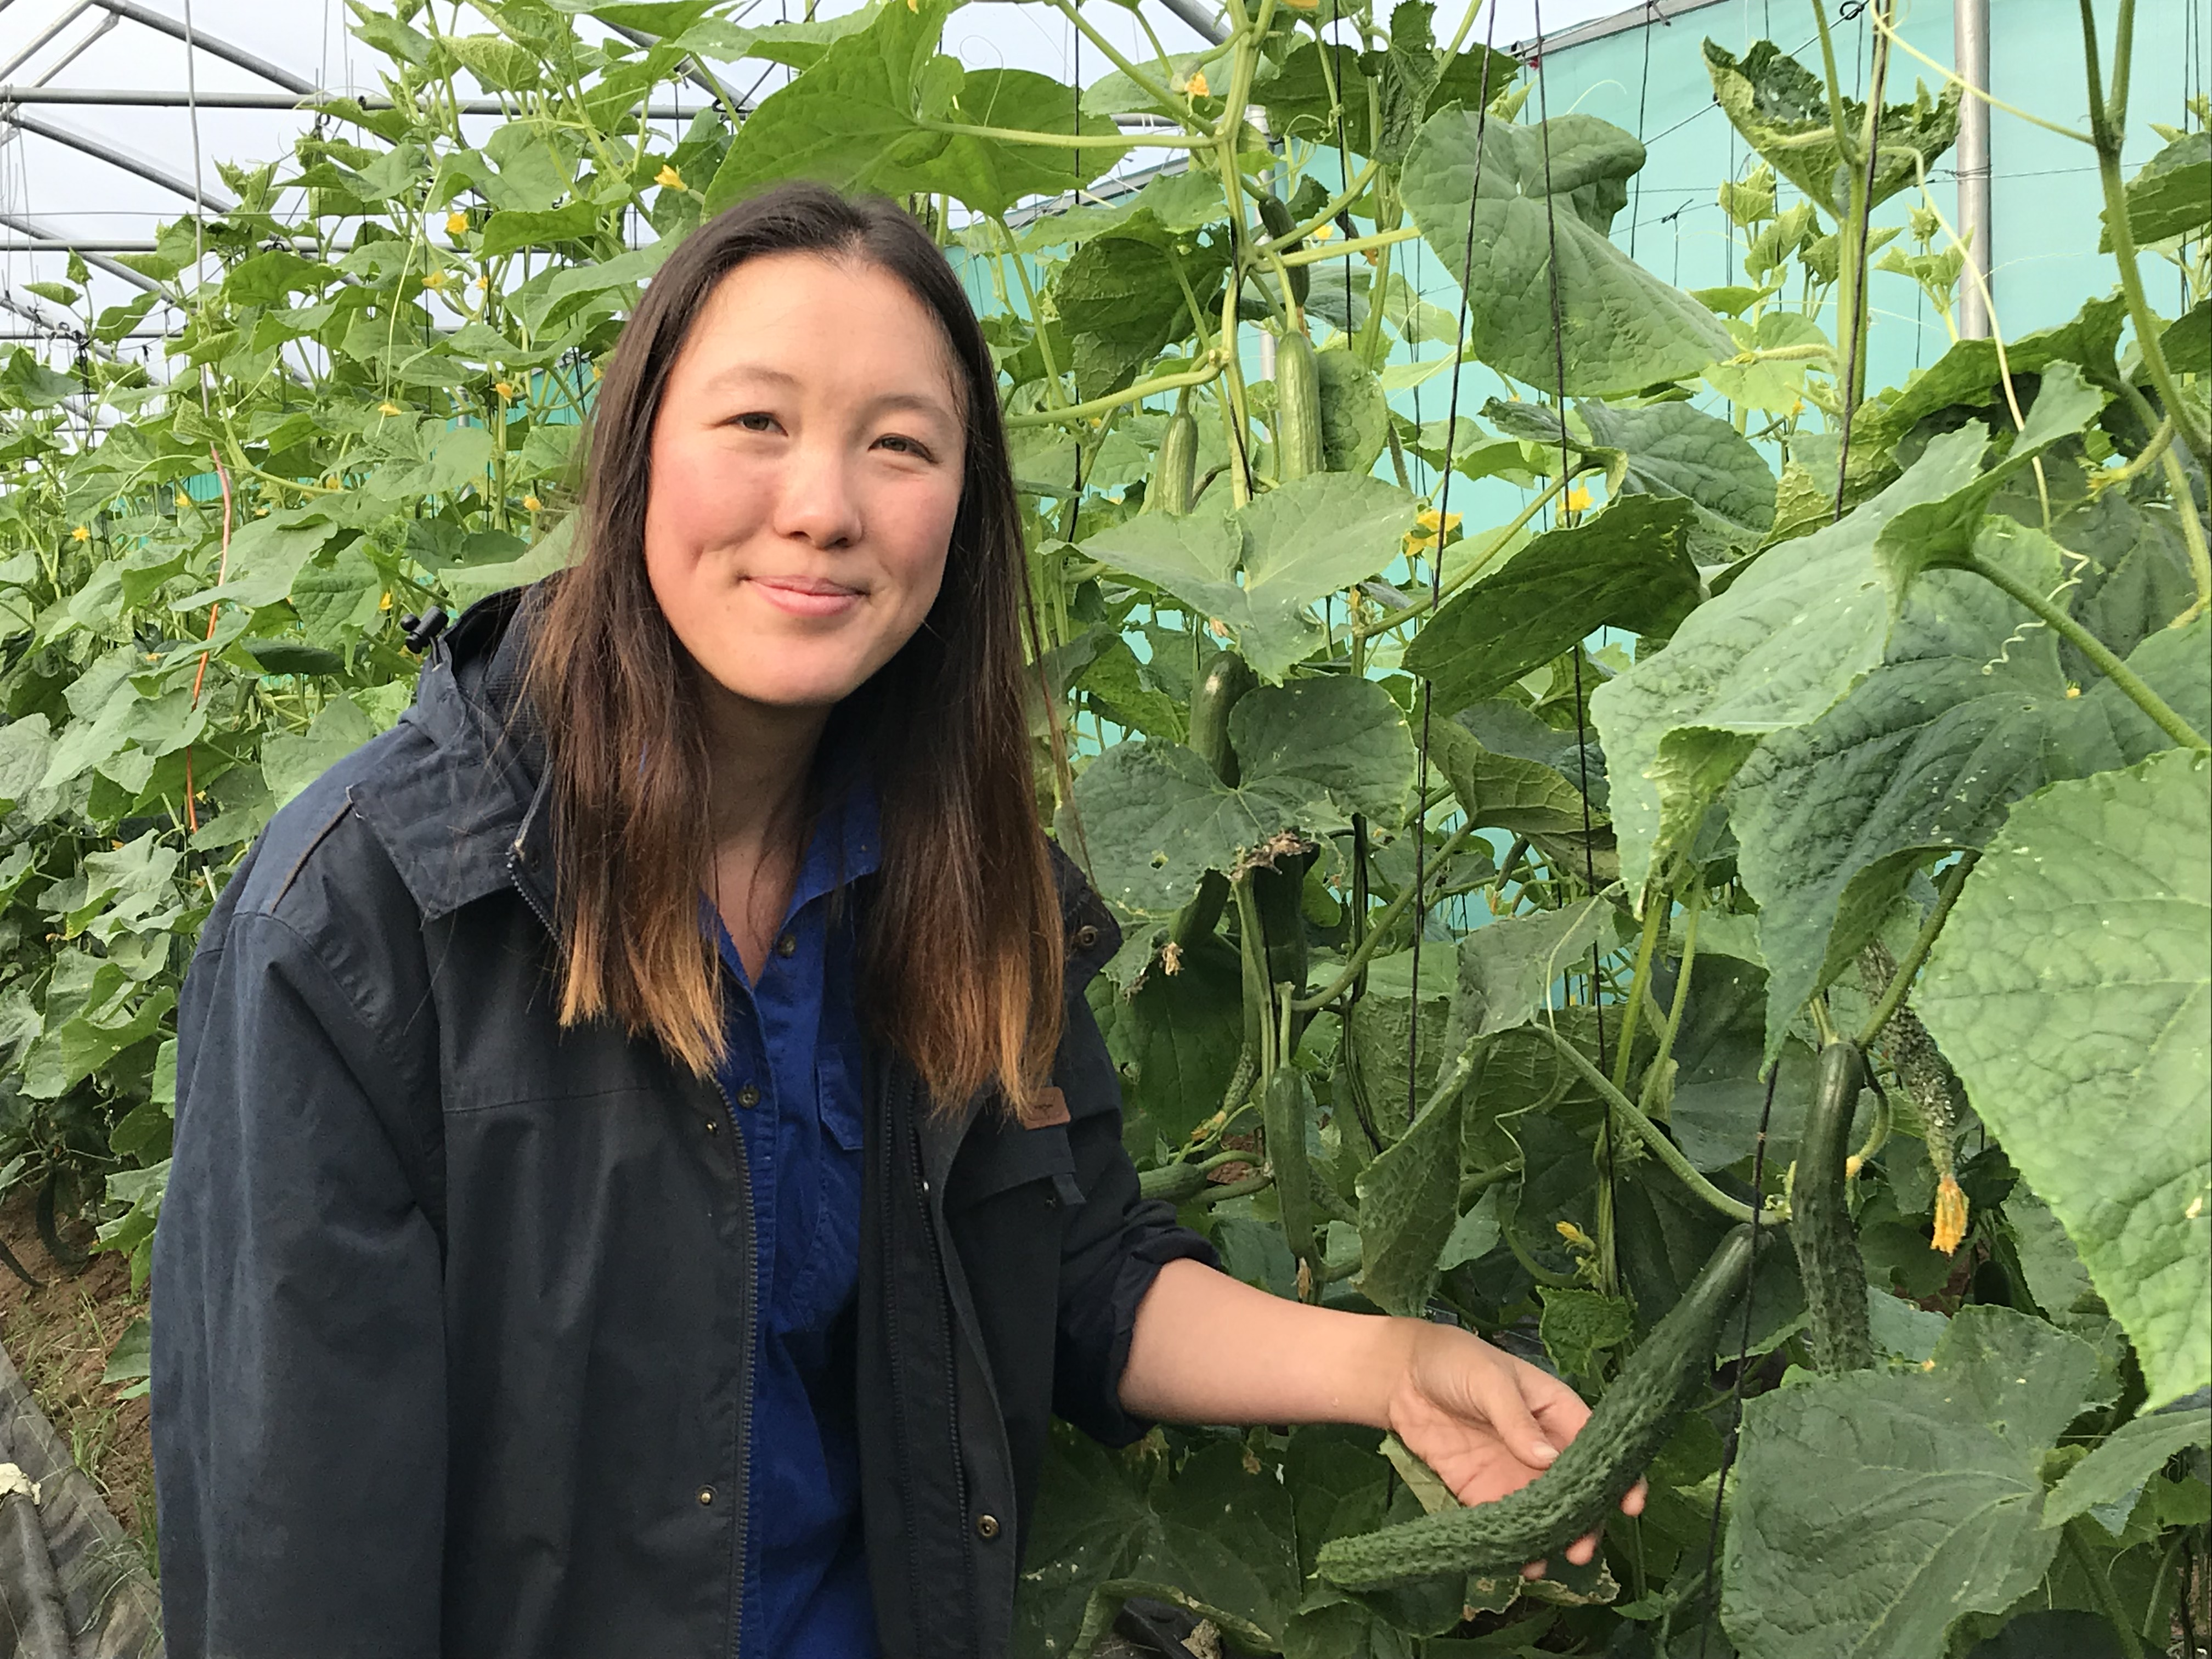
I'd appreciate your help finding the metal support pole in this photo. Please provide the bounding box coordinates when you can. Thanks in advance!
[1157,0,1227,46]
[0,85,713,117]
[1954,0,1993,338]
[0,212,180,300]
[0,106,237,210]
[86,0,317,94]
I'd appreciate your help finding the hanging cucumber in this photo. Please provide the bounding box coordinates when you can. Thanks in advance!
[1147,410,1200,516]
[1257,194,1310,307]
[1263,1066,1319,1287]
[1276,330,1324,483]
[1792,1041,1875,1374]
[1188,651,1257,786]
[1317,1224,1763,1590]
[1250,843,1315,1010]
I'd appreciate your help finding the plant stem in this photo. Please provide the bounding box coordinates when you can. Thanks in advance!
[1640,883,1703,1111]
[1854,851,1980,1051]
[1965,551,2210,750]
[1355,474,1572,637]
[2079,0,2212,463]
[1277,225,1421,267]
[1004,359,1224,428]
[1041,0,1201,132]
[1610,891,1667,1099]
[1293,822,1481,1012]
[2064,1519,2149,1659]
[1533,1023,1760,1225]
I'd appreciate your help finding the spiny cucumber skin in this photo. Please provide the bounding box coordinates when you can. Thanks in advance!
[1276,332,1324,482]
[1792,1041,1875,1374]
[1262,1069,1318,1273]
[1317,1226,1759,1591]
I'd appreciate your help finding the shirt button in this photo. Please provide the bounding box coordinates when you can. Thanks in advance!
[736,1084,760,1109]
[975,1514,1001,1541]
[775,932,798,958]
[697,1486,716,1506]
[704,1117,720,1135]
[1074,924,1099,950]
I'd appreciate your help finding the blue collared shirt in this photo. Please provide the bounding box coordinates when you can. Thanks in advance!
[706,783,881,1659]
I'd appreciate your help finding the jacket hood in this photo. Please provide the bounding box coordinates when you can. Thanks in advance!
[345,584,554,926]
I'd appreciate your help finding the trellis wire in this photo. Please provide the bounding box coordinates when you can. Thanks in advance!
[1403,0,1504,1130]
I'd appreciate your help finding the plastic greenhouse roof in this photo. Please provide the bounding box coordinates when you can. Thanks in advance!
[0,0,1626,365]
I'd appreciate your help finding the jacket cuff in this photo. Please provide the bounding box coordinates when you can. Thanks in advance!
[1059,1210,1221,1448]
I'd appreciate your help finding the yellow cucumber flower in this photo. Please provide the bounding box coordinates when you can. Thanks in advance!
[377,400,402,416]
[445,211,469,236]
[494,380,518,400]
[70,524,90,541]
[522,494,543,512]
[421,270,449,291]
[1187,70,1209,98]
[1931,1176,1970,1255]
[655,163,686,191]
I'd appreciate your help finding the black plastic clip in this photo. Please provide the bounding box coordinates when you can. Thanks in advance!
[399,606,450,653]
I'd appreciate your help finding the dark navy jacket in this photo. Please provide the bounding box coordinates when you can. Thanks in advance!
[149,586,1216,1658]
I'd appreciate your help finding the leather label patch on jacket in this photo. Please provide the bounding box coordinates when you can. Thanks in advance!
[1029,1086,1071,1127]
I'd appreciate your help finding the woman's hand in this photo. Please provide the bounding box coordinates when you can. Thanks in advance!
[1386,1321,1646,1578]
[1121,1261,1648,1579]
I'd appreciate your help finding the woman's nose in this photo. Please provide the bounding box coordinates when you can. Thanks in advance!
[770,440,865,549]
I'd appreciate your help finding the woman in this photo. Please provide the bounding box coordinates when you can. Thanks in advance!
[150,182,1638,1659]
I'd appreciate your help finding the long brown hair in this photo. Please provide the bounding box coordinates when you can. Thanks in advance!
[521,182,1064,1114]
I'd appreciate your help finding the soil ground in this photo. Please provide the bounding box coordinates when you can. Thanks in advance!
[0,1182,156,1578]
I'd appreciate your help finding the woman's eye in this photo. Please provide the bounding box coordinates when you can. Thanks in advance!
[874,434,933,459]
[733,411,779,433]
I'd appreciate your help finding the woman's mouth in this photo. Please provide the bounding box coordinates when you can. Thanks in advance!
[747,574,864,618]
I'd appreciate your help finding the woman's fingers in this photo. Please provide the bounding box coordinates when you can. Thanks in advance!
[1470,1359,1561,1473]
[1621,1478,1648,1517]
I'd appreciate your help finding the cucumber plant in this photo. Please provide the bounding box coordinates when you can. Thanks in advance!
[0,1,2204,1654]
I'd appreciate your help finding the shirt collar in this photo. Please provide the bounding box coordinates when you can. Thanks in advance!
[786,778,881,917]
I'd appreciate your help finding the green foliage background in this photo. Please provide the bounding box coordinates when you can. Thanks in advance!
[0,0,2205,1652]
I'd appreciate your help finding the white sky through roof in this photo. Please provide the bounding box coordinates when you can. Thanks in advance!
[0,0,1632,352]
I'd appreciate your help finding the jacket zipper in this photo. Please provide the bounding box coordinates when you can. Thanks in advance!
[507,845,757,1656]
[906,1069,975,1637]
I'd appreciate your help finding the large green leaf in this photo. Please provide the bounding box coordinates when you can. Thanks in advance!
[2044,1401,2212,1531]
[1723,1306,2103,1659]
[1482,397,1776,551]
[1084,473,1419,681]
[1355,1069,1465,1317]
[1729,524,2209,1050]
[1427,719,1594,837]
[1258,38,1518,158]
[1916,749,2212,1409]
[1442,898,1615,1049]
[1013,1432,1300,1655]
[2109,129,2210,249]
[1090,935,1243,1148]
[704,0,1121,213]
[1403,494,1701,715]
[1593,382,2099,899]
[1068,676,1413,916]
[1228,676,1418,826]
[1399,110,1731,396]
[1704,40,1960,216]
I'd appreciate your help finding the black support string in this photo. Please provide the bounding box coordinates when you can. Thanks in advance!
[1404,1,1504,1129]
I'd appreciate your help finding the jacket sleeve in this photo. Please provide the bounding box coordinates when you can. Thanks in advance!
[153,865,447,1658]
[1048,980,1221,1447]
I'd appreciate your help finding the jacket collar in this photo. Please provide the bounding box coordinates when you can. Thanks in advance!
[348,585,553,926]
[349,583,1123,995]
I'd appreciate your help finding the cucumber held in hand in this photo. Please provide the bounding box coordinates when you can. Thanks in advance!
[1316,1224,1762,1592]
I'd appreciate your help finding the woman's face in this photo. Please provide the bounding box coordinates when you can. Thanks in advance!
[644,251,967,712]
